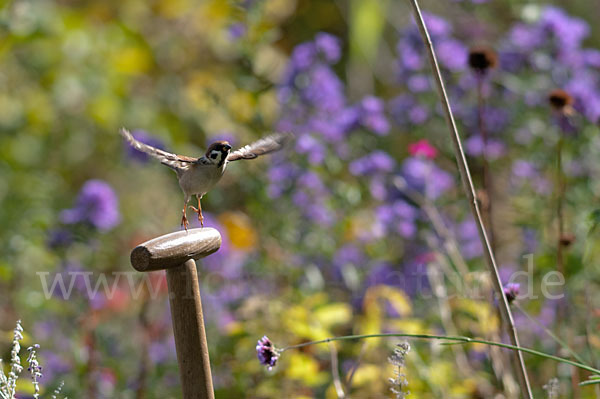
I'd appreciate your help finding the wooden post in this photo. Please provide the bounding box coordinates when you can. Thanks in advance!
[130,228,221,399]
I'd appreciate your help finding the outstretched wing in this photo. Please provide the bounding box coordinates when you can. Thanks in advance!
[227,132,293,162]
[120,128,199,172]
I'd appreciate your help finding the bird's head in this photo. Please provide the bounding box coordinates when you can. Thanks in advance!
[205,141,232,166]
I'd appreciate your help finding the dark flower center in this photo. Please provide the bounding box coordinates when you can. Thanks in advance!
[548,89,573,110]
[468,47,497,72]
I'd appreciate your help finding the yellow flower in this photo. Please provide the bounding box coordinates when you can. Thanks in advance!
[219,211,257,250]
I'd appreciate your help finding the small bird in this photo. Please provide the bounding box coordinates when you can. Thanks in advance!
[120,128,291,229]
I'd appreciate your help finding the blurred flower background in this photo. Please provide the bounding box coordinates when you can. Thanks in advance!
[1,0,600,398]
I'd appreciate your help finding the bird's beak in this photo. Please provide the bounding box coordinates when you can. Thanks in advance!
[224,144,232,151]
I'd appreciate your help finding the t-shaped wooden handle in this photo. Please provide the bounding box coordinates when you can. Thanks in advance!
[130,228,221,399]
[131,228,221,272]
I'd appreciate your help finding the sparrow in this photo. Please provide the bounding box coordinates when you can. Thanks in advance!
[120,128,291,230]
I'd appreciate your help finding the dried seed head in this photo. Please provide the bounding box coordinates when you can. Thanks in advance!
[560,232,575,247]
[388,342,410,398]
[468,46,497,73]
[548,89,573,111]
[543,377,560,399]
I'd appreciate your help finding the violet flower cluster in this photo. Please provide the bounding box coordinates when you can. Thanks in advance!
[257,8,600,346]
[271,32,392,226]
[501,7,600,123]
[48,179,121,250]
[59,179,121,232]
[256,336,279,370]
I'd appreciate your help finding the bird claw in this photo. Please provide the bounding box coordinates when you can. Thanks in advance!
[180,214,189,231]
[188,206,204,228]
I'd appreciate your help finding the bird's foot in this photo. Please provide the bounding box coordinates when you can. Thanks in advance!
[180,213,189,231]
[189,206,204,228]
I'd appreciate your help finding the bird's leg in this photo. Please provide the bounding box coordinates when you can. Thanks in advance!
[181,196,190,231]
[189,195,204,227]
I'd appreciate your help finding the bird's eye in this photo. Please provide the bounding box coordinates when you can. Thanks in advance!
[211,153,218,159]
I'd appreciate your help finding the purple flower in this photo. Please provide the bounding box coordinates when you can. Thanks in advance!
[510,160,552,194]
[333,245,365,269]
[60,180,121,231]
[458,219,483,260]
[298,171,326,193]
[401,158,453,199]
[541,6,589,50]
[373,200,418,238]
[407,75,430,92]
[315,32,341,64]
[256,336,279,370]
[499,264,517,284]
[523,228,538,253]
[268,162,299,198]
[360,96,385,114]
[392,200,418,220]
[512,160,538,180]
[301,64,346,111]
[46,228,74,248]
[369,178,387,200]
[309,204,334,225]
[421,12,451,37]
[295,134,326,165]
[125,130,165,163]
[38,350,71,382]
[499,50,527,72]
[149,341,170,364]
[482,107,510,134]
[397,12,459,76]
[503,283,520,303]
[349,151,395,176]
[408,105,429,125]
[390,94,415,124]
[389,94,430,126]
[332,244,366,281]
[436,39,467,70]
[506,23,543,52]
[370,151,395,172]
[566,73,600,123]
[397,40,423,71]
[291,42,317,71]
[308,107,359,143]
[228,23,247,40]
[359,96,390,135]
[365,260,429,298]
[583,49,600,67]
[464,136,506,160]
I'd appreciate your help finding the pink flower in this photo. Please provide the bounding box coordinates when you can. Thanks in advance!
[408,139,438,159]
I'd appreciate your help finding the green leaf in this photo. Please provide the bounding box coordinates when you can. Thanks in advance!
[588,209,600,235]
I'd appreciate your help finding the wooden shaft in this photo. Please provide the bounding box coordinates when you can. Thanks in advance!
[166,259,214,399]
